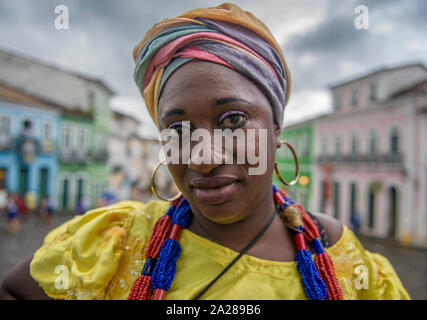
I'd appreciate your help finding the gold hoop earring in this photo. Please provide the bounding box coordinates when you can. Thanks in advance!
[151,160,182,202]
[275,140,300,186]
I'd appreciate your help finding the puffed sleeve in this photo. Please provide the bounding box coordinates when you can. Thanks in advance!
[29,201,146,300]
[329,226,411,300]
[365,251,411,300]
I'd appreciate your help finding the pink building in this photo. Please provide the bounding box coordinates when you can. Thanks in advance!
[312,63,427,247]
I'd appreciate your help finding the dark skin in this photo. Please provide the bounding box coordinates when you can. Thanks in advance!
[157,61,343,260]
[0,61,343,300]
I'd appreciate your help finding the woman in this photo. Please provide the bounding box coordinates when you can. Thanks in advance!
[1,3,409,300]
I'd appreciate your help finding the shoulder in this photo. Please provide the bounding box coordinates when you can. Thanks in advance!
[30,200,169,300]
[311,213,344,247]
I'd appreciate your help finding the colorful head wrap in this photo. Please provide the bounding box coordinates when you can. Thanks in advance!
[132,3,291,128]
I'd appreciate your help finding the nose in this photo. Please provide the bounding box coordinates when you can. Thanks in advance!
[187,136,229,174]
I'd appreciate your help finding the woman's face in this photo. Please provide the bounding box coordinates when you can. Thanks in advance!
[157,61,281,224]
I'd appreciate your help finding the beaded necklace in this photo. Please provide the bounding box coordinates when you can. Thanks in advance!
[128,185,343,300]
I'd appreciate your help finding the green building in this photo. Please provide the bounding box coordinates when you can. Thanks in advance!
[57,81,113,212]
[275,117,317,211]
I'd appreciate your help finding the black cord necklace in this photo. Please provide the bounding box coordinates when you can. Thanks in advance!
[192,207,277,300]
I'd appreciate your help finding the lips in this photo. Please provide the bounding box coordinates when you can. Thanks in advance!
[190,176,241,204]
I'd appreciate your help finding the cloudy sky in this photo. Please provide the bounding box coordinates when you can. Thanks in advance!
[1,0,426,134]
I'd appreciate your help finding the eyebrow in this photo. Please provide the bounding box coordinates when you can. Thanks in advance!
[161,108,185,123]
[215,97,253,106]
[161,97,254,123]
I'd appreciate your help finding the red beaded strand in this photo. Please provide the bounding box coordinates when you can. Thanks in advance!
[127,198,184,300]
[277,188,343,300]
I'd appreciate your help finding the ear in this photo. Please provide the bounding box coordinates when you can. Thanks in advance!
[274,124,282,149]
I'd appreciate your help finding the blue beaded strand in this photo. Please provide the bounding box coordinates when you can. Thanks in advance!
[295,247,328,300]
[151,239,182,291]
[150,198,192,292]
[171,199,192,227]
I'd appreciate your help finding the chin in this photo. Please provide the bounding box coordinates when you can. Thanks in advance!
[189,195,246,225]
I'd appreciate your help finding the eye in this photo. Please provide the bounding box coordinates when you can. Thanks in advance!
[218,111,248,128]
[167,121,191,135]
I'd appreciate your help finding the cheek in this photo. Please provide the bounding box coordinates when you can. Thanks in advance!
[167,164,186,190]
[242,121,277,174]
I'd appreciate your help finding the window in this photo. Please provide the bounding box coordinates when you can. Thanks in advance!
[42,122,53,142]
[22,119,32,136]
[61,124,73,153]
[0,115,11,147]
[368,129,377,156]
[321,136,328,158]
[351,86,358,106]
[350,133,358,159]
[334,92,341,110]
[369,82,377,101]
[334,135,341,159]
[390,126,400,156]
[77,127,88,154]
[0,115,11,136]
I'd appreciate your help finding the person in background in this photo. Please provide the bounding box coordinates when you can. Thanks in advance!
[350,210,361,235]
[75,198,85,215]
[39,197,53,228]
[6,194,20,233]
[15,194,28,221]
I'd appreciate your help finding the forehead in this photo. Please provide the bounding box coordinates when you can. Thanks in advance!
[157,61,271,121]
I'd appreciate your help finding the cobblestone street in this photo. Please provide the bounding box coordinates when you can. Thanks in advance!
[0,211,73,285]
[356,233,427,300]
[1,212,426,299]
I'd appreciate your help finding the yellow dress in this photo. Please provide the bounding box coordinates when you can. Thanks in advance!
[30,200,410,300]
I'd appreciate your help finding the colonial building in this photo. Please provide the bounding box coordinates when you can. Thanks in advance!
[312,63,427,247]
[108,110,142,201]
[0,49,113,211]
[0,83,60,207]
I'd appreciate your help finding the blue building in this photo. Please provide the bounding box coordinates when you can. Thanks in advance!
[0,99,60,206]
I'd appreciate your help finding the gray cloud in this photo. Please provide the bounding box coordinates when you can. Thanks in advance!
[284,0,427,93]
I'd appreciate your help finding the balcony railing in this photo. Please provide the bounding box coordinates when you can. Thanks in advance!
[91,149,108,162]
[59,150,89,163]
[40,140,55,153]
[0,135,55,154]
[317,153,403,164]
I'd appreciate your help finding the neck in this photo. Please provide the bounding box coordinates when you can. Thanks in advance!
[187,187,277,250]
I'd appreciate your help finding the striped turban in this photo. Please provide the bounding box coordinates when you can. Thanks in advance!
[132,3,291,128]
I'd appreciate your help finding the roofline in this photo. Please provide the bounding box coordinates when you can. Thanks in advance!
[0,47,115,95]
[282,113,328,129]
[0,80,92,118]
[113,109,141,125]
[389,78,427,99]
[329,62,427,89]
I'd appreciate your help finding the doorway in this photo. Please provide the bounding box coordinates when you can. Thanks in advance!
[388,186,398,237]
